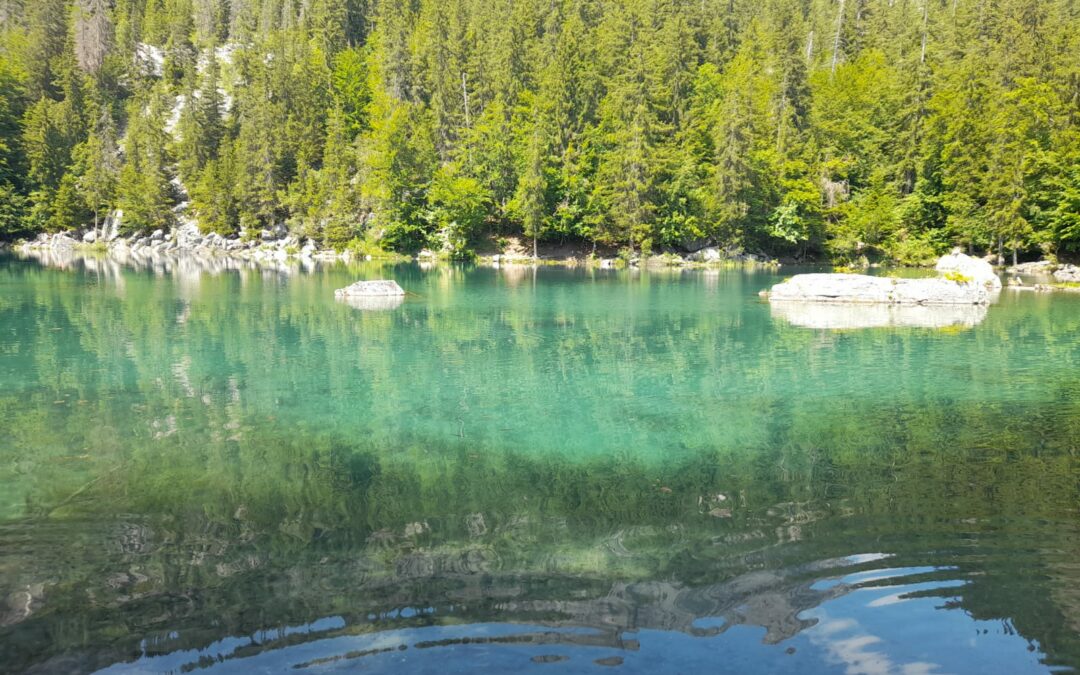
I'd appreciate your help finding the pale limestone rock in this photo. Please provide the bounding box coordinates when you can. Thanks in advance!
[935,249,1002,290]
[334,280,406,298]
[1053,265,1080,283]
[768,274,989,305]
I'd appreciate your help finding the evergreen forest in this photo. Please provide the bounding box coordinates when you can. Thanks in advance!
[1,0,1079,262]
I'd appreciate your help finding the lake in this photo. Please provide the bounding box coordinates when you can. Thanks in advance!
[1,253,1078,674]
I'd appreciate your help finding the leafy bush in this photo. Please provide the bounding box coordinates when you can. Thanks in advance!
[944,270,973,284]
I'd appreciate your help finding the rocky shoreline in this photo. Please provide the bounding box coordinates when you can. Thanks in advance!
[12,224,780,271]
[17,223,351,266]
[10,226,1080,284]
[1006,260,1080,283]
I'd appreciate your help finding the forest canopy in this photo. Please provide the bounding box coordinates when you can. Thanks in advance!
[0,0,1078,263]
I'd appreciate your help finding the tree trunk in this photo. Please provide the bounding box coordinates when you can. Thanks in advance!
[831,0,846,77]
[461,72,471,129]
[921,0,929,64]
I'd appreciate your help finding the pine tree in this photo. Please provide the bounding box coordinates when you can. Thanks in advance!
[175,51,224,183]
[73,110,119,231]
[117,87,176,233]
[190,141,238,235]
[512,122,549,257]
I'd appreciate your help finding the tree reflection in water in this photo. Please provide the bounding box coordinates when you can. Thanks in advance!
[1,254,1079,673]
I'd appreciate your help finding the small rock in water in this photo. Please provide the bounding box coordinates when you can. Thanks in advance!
[334,280,406,297]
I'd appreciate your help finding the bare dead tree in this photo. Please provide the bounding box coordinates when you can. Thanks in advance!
[921,0,929,64]
[830,0,846,77]
[194,0,220,46]
[74,0,113,75]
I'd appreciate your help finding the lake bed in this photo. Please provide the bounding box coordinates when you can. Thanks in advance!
[1,255,1079,673]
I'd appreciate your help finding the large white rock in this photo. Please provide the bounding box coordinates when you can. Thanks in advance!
[891,277,992,304]
[689,247,723,263]
[769,274,893,303]
[96,211,122,242]
[1053,264,1080,283]
[52,233,77,252]
[334,280,406,298]
[935,249,1002,290]
[767,273,990,305]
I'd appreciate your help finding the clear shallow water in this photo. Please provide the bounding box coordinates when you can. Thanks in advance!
[0,254,1078,674]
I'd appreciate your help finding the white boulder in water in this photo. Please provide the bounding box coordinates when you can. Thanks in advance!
[767,274,990,305]
[765,250,1002,307]
[334,280,406,298]
[935,249,1002,290]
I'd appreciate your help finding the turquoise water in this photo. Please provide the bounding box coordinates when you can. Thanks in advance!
[1,254,1079,673]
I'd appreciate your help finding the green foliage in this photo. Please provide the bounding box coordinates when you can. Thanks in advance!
[116,87,176,234]
[190,147,239,236]
[72,112,119,229]
[427,166,490,258]
[0,0,1077,259]
[884,230,939,267]
[944,270,974,284]
[48,170,90,231]
[0,57,27,191]
[331,47,370,140]
[323,214,361,251]
[0,183,28,237]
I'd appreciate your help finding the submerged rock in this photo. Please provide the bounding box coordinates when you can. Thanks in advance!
[934,249,1002,290]
[334,279,406,298]
[337,295,405,311]
[767,274,990,305]
[771,301,988,330]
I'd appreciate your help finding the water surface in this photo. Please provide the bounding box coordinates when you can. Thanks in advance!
[1,254,1078,673]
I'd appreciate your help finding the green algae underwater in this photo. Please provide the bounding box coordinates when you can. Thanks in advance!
[1,254,1079,674]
